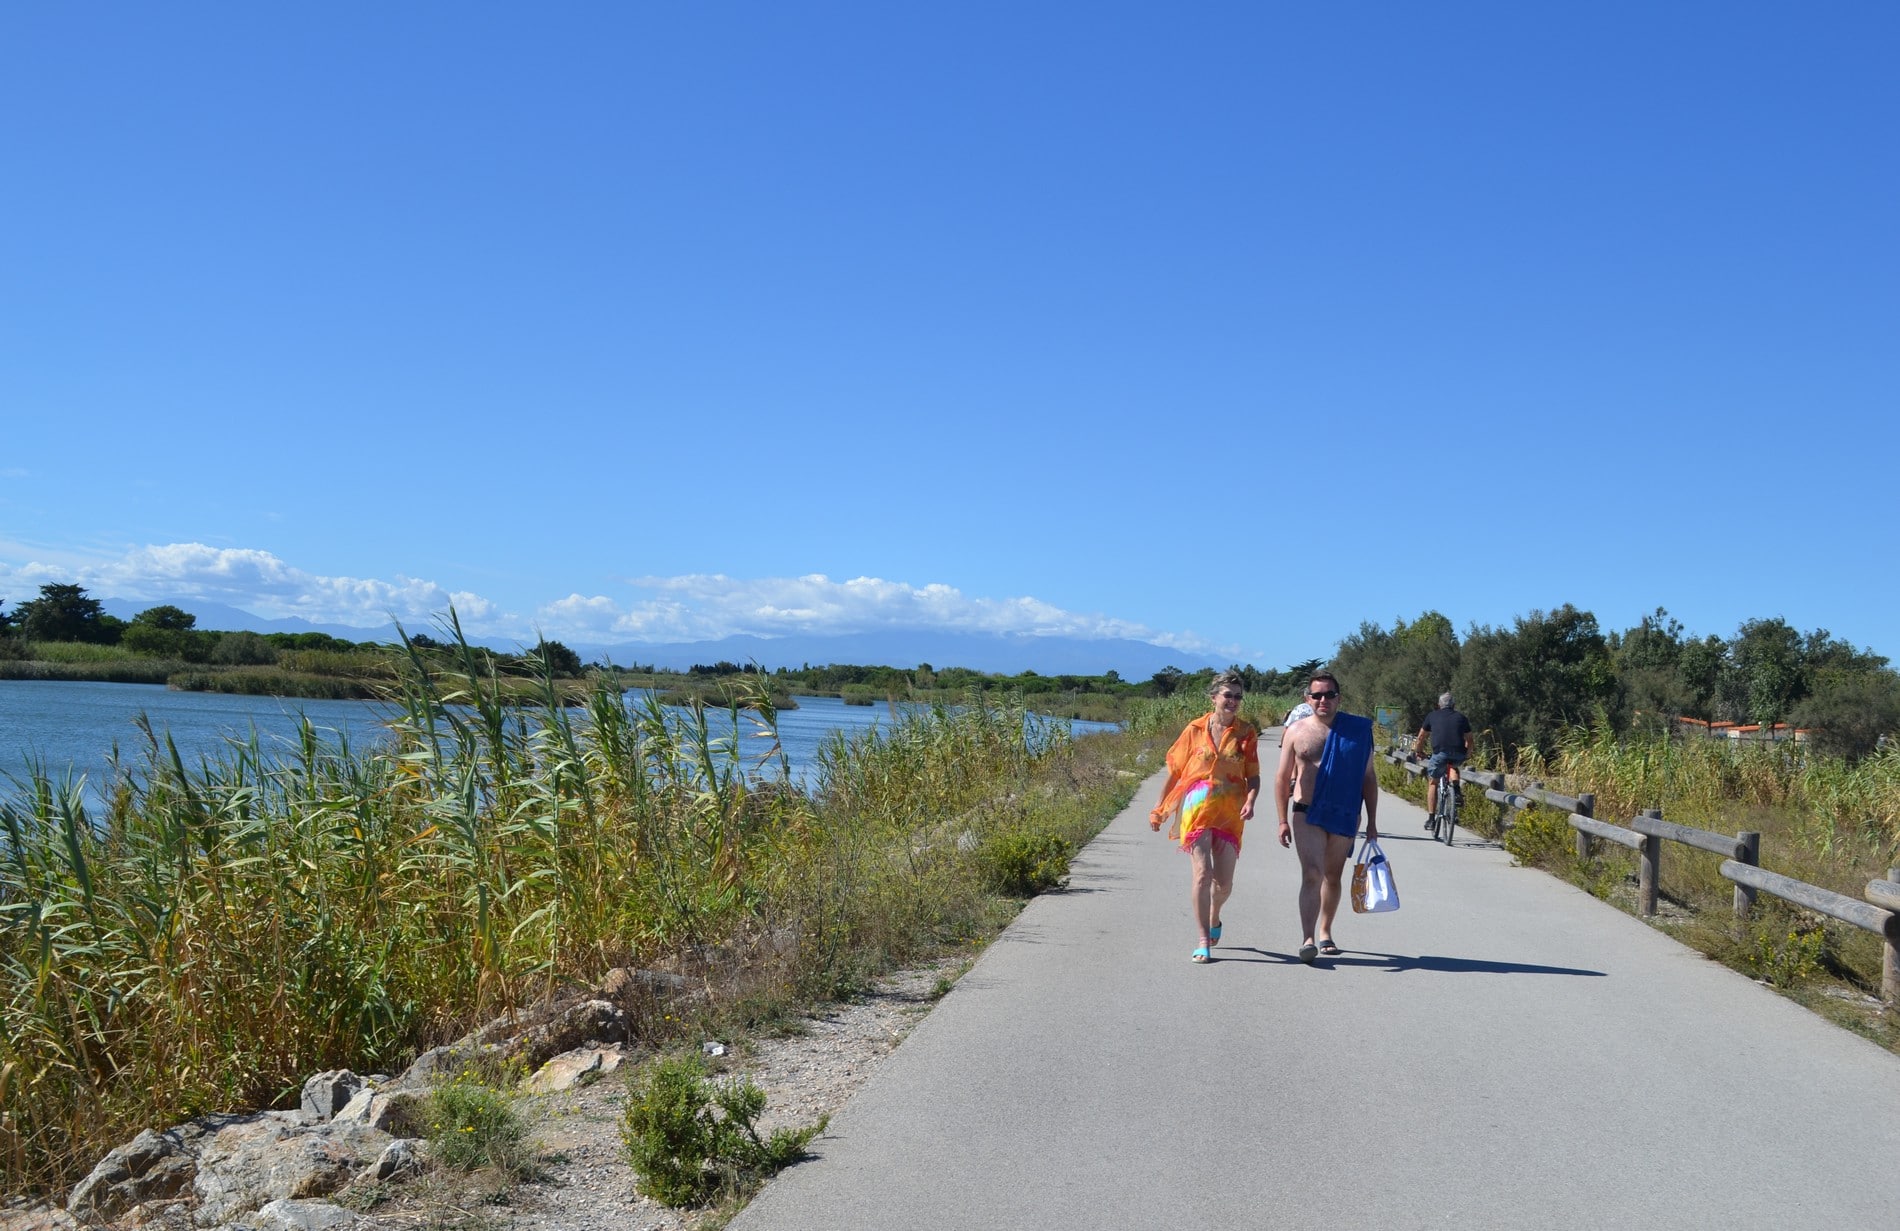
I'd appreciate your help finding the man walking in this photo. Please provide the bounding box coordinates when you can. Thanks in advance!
[1275,672,1379,963]
[1414,692,1473,832]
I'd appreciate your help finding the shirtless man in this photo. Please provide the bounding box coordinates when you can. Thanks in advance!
[1275,671,1379,963]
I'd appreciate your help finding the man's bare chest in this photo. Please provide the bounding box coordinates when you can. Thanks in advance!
[1289,726,1329,764]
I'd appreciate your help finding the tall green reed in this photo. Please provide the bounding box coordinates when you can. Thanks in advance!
[1516,725,1900,875]
[0,619,1121,1197]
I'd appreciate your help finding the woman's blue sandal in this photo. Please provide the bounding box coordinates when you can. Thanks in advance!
[1191,946,1212,963]
[1209,922,1223,944]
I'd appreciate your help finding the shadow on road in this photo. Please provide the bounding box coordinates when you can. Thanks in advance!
[1220,947,1604,977]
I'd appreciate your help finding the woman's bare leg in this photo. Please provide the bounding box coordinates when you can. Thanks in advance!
[1187,832,1217,946]
[1210,839,1239,932]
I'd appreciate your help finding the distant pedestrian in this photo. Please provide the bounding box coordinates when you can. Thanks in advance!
[1150,672,1261,963]
[1274,671,1379,963]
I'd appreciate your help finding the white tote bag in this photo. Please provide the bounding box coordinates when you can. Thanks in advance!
[1351,838,1400,914]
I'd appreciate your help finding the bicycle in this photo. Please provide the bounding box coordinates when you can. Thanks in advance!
[1426,758,1459,845]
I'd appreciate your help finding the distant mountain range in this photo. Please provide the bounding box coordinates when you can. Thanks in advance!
[98,599,1233,678]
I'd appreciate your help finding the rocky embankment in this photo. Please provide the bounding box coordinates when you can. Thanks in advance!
[6,959,961,1231]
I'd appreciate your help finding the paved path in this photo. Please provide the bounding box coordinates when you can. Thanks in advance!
[733,739,1900,1230]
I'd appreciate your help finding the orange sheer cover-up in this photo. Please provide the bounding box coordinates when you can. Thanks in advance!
[1150,714,1261,851]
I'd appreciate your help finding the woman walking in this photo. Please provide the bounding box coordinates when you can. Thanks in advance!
[1150,672,1261,962]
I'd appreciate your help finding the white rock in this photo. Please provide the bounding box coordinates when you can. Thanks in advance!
[253,1198,357,1231]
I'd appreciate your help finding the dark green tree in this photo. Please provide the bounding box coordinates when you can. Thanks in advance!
[16,583,118,643]
[1791,671,1900,762]
[1455,604,1614,758]
[1722,618,1807,725]
[123,605,200,658]
[0,600,22,659]
[1612,608,1703,731]
[210,630,277,666]
[1330,621,1396,709]
[534,639,584,678]
[1332,614,1458,729]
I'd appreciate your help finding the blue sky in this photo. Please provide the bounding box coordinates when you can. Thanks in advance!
[3,3,1895,668]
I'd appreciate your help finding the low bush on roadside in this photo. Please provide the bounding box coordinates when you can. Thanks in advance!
[977,827,1074,896]
[1744,917,1829,989]
[426,1079,533,1178]
[1501,805,1573,868]
[620,1054,826,1207]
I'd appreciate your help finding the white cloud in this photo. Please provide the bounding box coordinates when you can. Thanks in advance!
[0,543,518,634]
[540,573,1231,652]
[0,544,1243,656]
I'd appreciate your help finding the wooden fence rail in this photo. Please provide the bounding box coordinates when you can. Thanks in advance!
[1380,747,1900,1005]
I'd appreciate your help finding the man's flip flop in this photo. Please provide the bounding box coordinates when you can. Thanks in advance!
[1209,923,1223,944]
[1298,942,1318,964]
[1318,939,1342,957]
[1191,946,1212,964]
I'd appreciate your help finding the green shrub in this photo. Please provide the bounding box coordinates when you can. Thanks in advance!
[621,1054,826,1207]
[426,1079,532,1177]
[1746,920,1827,988]
[977,827,1074,896]
[209,630,278,666]
[1501,805,1573,868]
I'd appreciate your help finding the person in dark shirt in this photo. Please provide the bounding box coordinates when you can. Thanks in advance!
[1414,693,1473,829]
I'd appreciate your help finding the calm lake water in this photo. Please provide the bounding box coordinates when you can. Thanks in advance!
[0,680,1114,802]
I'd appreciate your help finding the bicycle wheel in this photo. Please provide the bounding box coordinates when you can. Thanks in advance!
[1439,780,1458,845]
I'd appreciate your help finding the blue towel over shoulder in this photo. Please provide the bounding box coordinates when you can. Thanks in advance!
[1307,712,1374,837]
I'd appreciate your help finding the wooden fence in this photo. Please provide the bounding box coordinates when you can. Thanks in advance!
[1382,749,1900,1005]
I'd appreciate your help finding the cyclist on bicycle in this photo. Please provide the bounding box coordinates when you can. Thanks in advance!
[1414,692,1472,832]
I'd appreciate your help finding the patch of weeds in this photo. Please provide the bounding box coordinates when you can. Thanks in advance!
[927,956,974,1001]
[426,1078,534,1179]
[621,1053,828,1207]
[1501,806,1572,868]
[977,827,1073,896]
[1573,857,1627,901]
[334,1180,391,1212]
[1745,919,1827,988]
[334,1170,512,1231]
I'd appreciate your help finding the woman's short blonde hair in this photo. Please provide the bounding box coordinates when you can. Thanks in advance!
[1208,670,1245,698]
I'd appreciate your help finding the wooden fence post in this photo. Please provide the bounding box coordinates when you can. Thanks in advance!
[1638,808,1661,917]
[1574,789,1593,861]
[1734,831,1761,919]
[1887,868,1900,1009]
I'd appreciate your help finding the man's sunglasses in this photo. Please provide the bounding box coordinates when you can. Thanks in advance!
[1306,690,1339,700]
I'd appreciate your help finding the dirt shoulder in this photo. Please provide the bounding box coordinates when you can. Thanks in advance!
[351,956,966,1231]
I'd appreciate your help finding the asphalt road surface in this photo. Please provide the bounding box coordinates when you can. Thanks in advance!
[733,735,1900,1230]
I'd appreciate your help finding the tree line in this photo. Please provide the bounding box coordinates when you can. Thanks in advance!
[0,584,588,678]
[14,583,1891,759]
[1331,605,1900,762]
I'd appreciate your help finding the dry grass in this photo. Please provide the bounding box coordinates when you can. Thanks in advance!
[1398,728,1900,1054]
[0,620,1160,1199]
